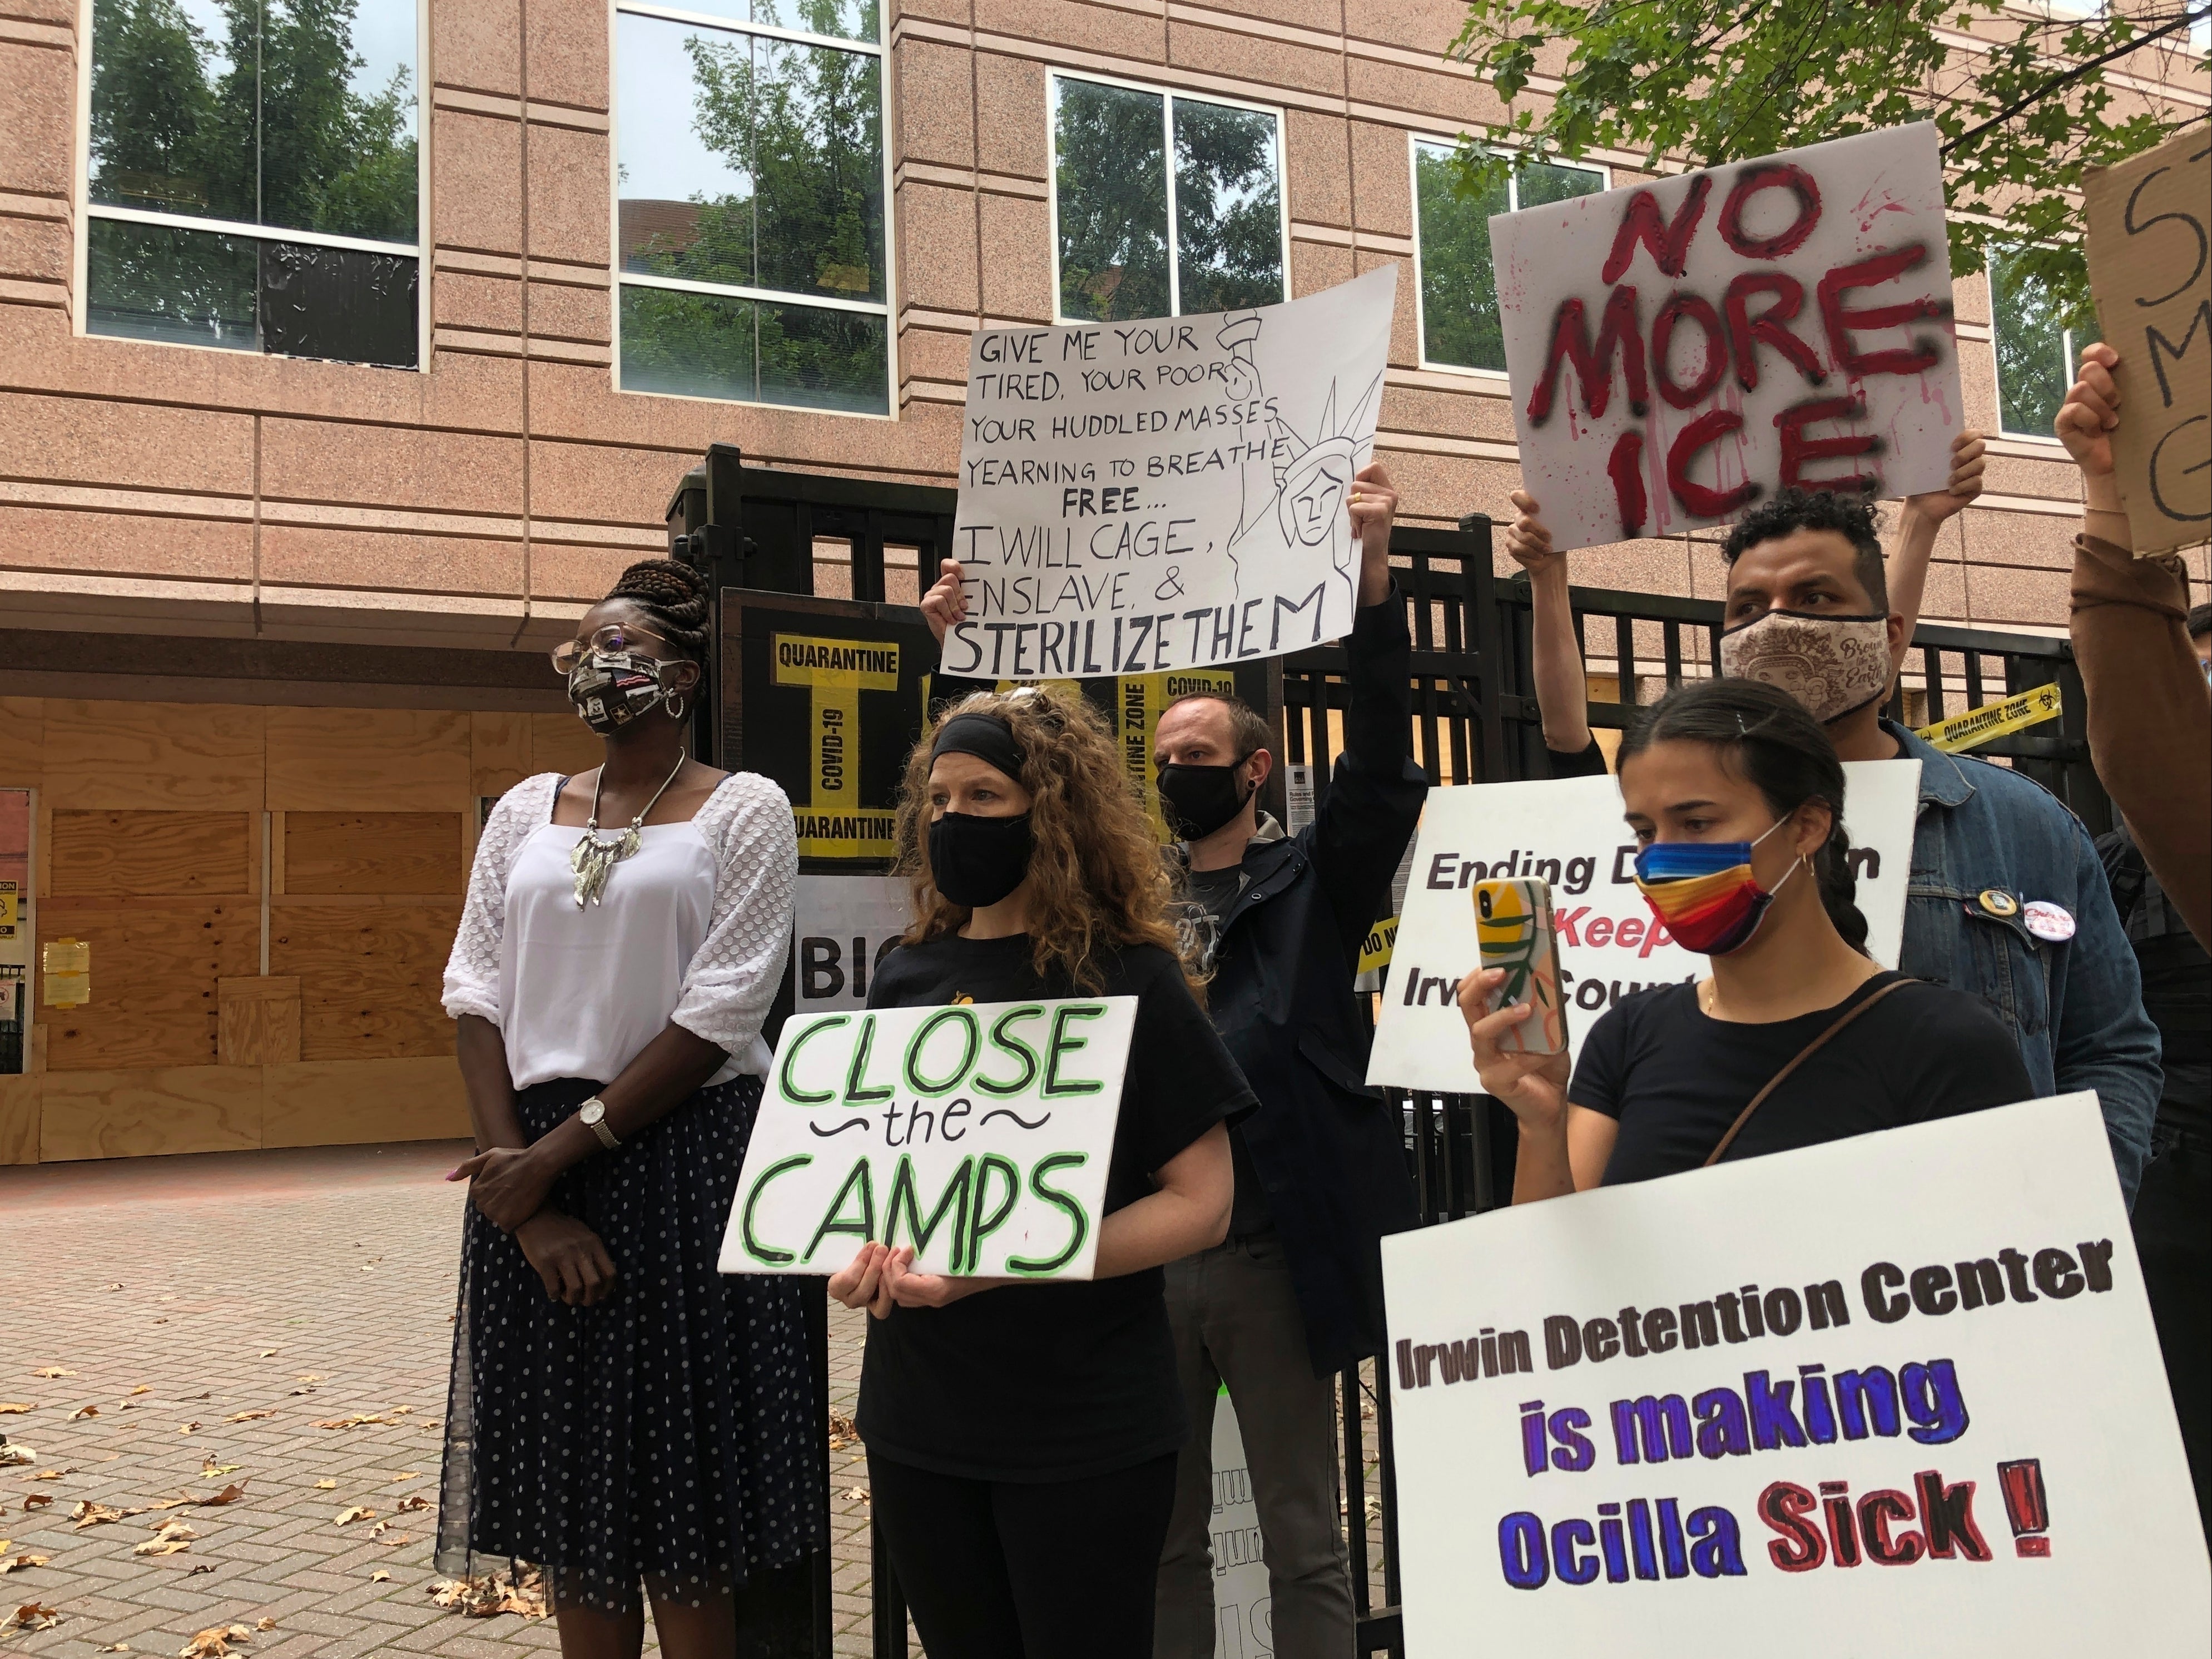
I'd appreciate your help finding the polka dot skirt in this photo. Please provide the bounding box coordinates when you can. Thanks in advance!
[435,1074,824,1615]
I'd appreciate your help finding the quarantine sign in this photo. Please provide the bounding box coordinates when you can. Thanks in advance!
[718,997,1135,1281]
[1493,123,1963,553]
[774,633,901,858]
[1384,1093,2208,1653]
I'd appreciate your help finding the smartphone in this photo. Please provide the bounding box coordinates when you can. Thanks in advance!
[1474,878,1570,1056]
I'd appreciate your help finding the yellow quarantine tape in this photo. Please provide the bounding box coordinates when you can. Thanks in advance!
[1357,915,1400,978]
[1916,682,2062,755]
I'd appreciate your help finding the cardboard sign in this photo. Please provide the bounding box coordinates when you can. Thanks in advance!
[2085,127,2212,557]
[719,997,1135,1280]
[791,874,914,1014]
[1208,1391,1273,1657]
[948,265,1396,680]
[1492,125,1961,553]
[1383,1093,2209,1653]
[1365,764,1919,1092]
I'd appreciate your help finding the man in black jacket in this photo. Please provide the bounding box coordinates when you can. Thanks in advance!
[917,465,1424,1655]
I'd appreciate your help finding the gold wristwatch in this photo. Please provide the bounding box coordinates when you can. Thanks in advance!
[578,1097,620,1150]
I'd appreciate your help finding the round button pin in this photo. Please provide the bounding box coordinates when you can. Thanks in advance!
[1976,888,2020,919]
[2022,900,2076,943]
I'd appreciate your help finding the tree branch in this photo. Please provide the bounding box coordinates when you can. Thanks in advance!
[1942,4,2210,154]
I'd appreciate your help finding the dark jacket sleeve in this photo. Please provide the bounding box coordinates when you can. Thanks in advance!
[1307,587,1430,965]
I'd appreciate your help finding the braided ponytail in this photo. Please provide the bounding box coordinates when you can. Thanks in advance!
[1814,815,1869,954]
[604,557,710,660]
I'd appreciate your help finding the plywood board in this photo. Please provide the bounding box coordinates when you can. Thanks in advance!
[265,707,471,813]
[35,898,261,1071]
[41,700,266,811]
[282,812,464,895]
[217,975,302,1066]
[48,810,255,897]
[472,711,533,797]
[270,902,462,1061]
[0,1074,38,1165]
[38,1065,263,1161]
[529,711,603,781]
[0,696,43,788]
[262,1054,470,1147]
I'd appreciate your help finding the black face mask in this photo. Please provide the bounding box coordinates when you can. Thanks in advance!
[1157,759,1254,841]
[928,811,1034,909]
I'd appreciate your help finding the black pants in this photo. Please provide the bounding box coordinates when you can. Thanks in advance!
[2133,1131,2211,1542]
[869,1450,1178,1658]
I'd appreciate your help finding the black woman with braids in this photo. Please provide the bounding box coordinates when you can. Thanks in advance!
[438,558,821,1655]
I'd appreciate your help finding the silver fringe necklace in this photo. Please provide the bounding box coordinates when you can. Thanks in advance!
[571,750,688,908]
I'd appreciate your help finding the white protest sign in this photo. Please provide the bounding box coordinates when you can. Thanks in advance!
[792,874,914,1014]
[948,265,1396,680]
[1365,762,1918,1092]
[1209,1391,1273,1658]
[1383,1093,2209,1653]
[1494,123,1962,553]
[718,997,1135,1280]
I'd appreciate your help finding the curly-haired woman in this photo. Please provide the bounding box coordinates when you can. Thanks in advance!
[827,689,1254,1658]
[438,558,821,1654]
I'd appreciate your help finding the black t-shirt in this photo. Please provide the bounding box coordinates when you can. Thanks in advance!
[1571,971,2035,1184]
[856,932,1256,1482]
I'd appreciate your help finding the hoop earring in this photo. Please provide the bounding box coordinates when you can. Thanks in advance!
[666,694,687,721]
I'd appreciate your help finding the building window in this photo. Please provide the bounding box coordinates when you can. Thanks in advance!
[1412,141,1605,373]
[1050,73,1283,323]
[1988,246,2097,440]
[85,0,423,368]
[614,1,889,416]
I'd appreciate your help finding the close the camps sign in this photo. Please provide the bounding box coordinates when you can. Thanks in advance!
[1383,1093,2210,1653]
[718,997,1135,1281]
[1493,124,1963,553]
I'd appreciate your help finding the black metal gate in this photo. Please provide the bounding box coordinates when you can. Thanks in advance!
[672,456,2107,1657]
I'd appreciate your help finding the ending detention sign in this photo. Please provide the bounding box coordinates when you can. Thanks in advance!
[1384,1093,2209,1654]
[948,265,1396,680]
[718,997,1135,1281]
[1492,123,1963,553]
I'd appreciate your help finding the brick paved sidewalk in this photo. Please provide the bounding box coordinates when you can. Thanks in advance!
[0,1144,885,1657]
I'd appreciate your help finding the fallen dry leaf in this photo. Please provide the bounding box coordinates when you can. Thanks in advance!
[177,1423,201,1435]
[28,1371,72,1381]
[128,1386,151,1398]
[176,1623,255,1657]
[197,1484,247,1508]
[19,1498,49,1513]
[95,1645,130,1653]
[312,1480,336,1491]
[375,1534,410,1549]
[0,1405,36,1416]
[68,1405,99,1422]
[254,1620,274,1632]
[333,1506,375,1528]
[185,1564,214,1577]
[429,1567,547,1619]
[134,1521,198,1556]
[6,1602,60,1630]
[101,1282,122,1291]
[221,1412,272,1425]
[200,1463,239,1479]
[29,1470,69,1482]
[369,1569,391,1583]
[827,1412,858,1452]
[840,1486,870,1503]
[394,1494,429,1514]
[72,1501,134,1529]
[388,1471,419,1482]
[257,1350,277,1359]
[0,1555,49,1576]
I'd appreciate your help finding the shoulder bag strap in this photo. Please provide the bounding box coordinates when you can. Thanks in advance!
[1703,977,1915,1168]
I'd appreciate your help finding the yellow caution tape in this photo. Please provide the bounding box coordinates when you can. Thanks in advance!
[1358,915,1400,978]
[1916,682,2063,755]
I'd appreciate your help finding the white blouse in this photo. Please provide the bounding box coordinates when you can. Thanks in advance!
[442,770,797,1091]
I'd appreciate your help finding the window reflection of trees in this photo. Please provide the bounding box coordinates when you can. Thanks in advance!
[1052,79,1286,323]
[617,14,887,413]
[1990,248,2095,440]
[1415,148,1601,373]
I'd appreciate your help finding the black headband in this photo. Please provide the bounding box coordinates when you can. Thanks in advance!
[931,712,1026,780]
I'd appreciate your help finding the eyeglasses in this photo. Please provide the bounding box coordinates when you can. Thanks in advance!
[551,624,668,675]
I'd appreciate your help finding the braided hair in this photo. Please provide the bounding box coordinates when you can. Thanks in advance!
[1619,677,1871,954]
[604,558,710,661]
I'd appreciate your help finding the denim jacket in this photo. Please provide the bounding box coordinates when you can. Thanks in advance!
[1887,720,2162,1205]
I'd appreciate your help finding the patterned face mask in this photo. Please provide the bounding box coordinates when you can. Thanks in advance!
[1719,610,1892,725]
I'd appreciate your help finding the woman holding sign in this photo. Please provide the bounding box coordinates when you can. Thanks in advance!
[827,689,1252,1658]
[438,558,820,1650]
[1459,677,2032,1197]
